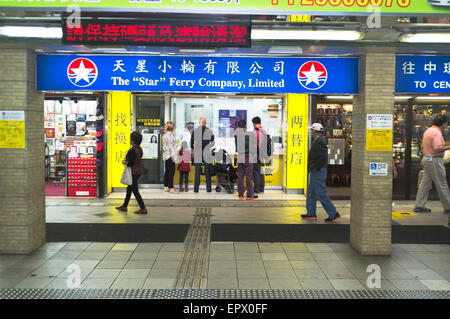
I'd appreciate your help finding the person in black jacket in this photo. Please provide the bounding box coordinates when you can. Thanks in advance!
[302,123,340,222]
[115,131,147,214]
[235,119,258,200]
[190,117,215,193]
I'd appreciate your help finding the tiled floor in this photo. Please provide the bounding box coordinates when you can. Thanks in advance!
[45,198,449,226]
[0,242,449,291]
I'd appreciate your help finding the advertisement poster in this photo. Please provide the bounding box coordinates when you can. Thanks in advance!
[142,133,159,159]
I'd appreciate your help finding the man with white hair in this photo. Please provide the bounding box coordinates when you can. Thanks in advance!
[302,123,341,222]
[190,117,215,193]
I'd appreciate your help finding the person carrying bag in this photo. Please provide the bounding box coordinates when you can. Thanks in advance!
[115,131,147,214]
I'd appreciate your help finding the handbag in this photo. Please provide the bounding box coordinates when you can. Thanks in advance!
[120,164,132,186]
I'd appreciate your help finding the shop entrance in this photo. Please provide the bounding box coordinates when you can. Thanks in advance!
[134,95,165,185]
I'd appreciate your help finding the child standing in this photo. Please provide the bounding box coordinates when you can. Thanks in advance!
[178,141,191,192]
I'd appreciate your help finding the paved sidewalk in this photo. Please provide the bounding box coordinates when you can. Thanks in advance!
[0,242,449,291]
[45,198,449,227]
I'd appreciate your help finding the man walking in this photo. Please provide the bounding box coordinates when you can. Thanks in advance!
[191,117,215,193]
[252,116,266,194]
[414,114,450,214]
[302,123,341,222]
[235,119,258,200]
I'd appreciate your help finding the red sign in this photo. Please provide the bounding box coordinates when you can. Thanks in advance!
[62,19,251,48]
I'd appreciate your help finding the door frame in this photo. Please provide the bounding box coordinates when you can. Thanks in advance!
[133,94,166,187]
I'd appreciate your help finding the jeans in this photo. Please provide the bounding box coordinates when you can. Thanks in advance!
[164,158,175,189]
[237,156,254,197]
[194,163,212,192]
[179,171,189,184]
[123,174,145,210]
[253,162,265,193]
[306,167,337,217]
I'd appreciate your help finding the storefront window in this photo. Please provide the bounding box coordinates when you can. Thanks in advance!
[170,95,285,188]
[170,96,283,155]
[44,97,100,197]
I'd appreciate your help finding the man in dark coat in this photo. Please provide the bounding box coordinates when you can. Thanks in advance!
[302,123,340,222]
[190,117,215,192]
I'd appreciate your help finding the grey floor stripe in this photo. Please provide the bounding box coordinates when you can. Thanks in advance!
[0,289,447,299]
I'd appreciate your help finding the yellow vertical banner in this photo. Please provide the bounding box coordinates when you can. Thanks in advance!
[284,94,309,192]
[107,92,132,190]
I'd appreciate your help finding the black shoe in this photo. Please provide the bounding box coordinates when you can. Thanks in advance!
[444,210,450,214]
[413,207,431,213]
[246,195,258,200]
[325,213,341,222]
[194,190,199,193]
[301,214,317,220]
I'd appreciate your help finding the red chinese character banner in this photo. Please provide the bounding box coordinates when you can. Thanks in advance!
[62,19,251,48]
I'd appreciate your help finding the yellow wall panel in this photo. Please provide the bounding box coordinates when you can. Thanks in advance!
[107,92,133,190]
[284,94,309,192]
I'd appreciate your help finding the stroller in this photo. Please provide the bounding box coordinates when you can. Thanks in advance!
[212,149,237,194]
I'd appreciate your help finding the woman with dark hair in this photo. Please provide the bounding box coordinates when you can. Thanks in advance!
[116,131,147,214]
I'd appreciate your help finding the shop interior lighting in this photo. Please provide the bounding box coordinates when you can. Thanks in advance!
[395,96,413,100]
[0,26,62,38]
[326,95,354,99]
[399,33,450,43]
[415,96,450,101]
[252,29,364,41]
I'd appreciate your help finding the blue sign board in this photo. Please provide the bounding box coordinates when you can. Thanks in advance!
[36,55,358,94]
[396,55,450,94]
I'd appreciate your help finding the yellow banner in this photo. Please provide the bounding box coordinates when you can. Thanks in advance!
[0,120,25,149]
[366,129,393,152]
[285,94,309,191]
[107,92,132,191]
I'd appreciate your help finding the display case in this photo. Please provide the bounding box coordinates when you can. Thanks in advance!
[67,157,97,197]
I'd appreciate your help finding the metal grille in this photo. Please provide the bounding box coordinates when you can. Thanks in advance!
[174,207,211,289]
[0,289,448,299]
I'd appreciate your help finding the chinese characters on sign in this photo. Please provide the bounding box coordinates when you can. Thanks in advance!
[37,55,359,94]
[366,114,393,152]
[396,56,450,93]
[63,20,251,47]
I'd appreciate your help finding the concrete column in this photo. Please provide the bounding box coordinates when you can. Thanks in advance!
[350,47,396,256]
[0,49,45,254]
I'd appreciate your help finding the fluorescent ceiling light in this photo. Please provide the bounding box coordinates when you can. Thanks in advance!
[326,95,353,99]
[0,26,62,39]
[252,29,364,41]
[179,48,216,53]
[415,96,450,100]
[399,33,450,43]
[395,96,413,99]
[267,46,303,54]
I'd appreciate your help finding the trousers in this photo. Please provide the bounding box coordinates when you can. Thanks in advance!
[179,171,189,184]
[194,163,212,192]
[415,156,450,210]
[123,174,145,210]
[164,158,175,189]
[306,167,337,217]
[253,162,265,193]
[237,156,254,197]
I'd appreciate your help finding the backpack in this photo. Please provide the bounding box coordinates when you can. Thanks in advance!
[257,128,272,159]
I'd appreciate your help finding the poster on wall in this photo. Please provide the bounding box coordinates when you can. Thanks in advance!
[45,128,55,138]
[76,122,86,136]
[45,100,55,114]
[218,109,247,138]
[1,111,27,149]
[142,133,159,159]
[66,121,76,136]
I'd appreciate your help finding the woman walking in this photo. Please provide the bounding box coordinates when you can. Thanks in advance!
[115,131,147,214]
[163,121,177,193]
